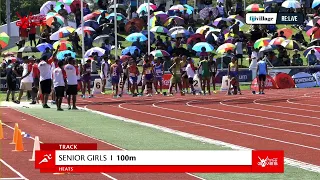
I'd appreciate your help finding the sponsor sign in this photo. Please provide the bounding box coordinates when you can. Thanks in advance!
[215,70,253,83]
[313,72,320,86]
[246,13,277,25]
[0,77,21,91]
[251,75,278,91]
[276,13,304,25]
[273,73,295,89]
[292,72,317,88]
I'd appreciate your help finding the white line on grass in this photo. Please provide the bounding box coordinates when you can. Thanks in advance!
[0,159,28,180]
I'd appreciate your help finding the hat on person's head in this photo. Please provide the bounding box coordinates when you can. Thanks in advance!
[28,56,35,61]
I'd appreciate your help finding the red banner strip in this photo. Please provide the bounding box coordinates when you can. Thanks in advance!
[40,143,97,150]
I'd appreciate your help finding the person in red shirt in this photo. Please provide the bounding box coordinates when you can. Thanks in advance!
[28,21,37,47]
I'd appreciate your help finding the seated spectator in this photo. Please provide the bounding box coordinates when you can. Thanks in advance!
[291,53,303,66]
[307,50,317,66]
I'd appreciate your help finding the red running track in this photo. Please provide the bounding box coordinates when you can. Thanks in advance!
[0,108,197,180]
[80,88,320,167]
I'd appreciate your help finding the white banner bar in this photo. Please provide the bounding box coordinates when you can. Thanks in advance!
[55,150,252,166]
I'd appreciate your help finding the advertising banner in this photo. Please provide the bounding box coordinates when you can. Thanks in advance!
[292,72,317,88]
[251,75,278,91]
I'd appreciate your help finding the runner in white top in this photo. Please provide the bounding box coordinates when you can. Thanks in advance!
[17,56,35,104]
[64,57,79,110]
[100,57,109,94]
[186,57,196,94]
[52,61,67,111]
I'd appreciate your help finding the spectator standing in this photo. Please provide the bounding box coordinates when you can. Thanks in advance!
[83,4,91,16]
[6,60,19,102]
[16,56,35,104]
[52,61,67,111]
[58,4,69,26]
[75,4,81,27]
[28,21,37,47]
[235,39,243,66]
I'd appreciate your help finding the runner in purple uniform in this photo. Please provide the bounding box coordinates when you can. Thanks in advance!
[81,59,92,98]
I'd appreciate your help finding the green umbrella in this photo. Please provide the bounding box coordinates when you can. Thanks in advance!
[0,32,10,49]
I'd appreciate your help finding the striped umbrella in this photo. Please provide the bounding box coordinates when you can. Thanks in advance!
[246,4,264,12]
[53,40,73,51]
[169,4,186,11]
[212,17,232,27]
[227,15,245,23]
[97,11,109,23]
[84,47,106,58]
[205,31,218,41]
[0,32,10,48]
[254,38,271,49]
[151,50,170,57]
[192,42,214,52]
[196,25,218,34]
[216,43,236,54]
[106,13,125,21]
[269,37,285,46]
[282,0,301,8]
[164,16,185,26]
[153,11,169,22]
[76,26,95,35]
[59,26,75,38]
[40,1,56,15]
[281,39,302,50]
[137,3,157,14]
[46,13,64,26]
[150,26,169,34]
[303,46,320,56]
[168,26,185,35]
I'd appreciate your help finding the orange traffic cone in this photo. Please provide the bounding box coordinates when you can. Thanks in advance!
[0,120,4,139]
[29,136,40,161]
[10,123,19,144]
[13,129,24,152]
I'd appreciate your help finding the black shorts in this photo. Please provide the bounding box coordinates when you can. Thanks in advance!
[55,86,65,98]
[258,74,266,82]
[40,79,52,94]
[66,85,78,95]
[33,78,39,87]
[29,34,36,40]
[188,78,194,84]
[7,79,17,91]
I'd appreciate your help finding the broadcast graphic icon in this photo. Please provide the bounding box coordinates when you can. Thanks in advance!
[257,156,269,167]
[39,154,52,164]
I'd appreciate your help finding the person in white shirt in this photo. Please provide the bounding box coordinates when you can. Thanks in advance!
[52,61,67,111]
[38,55,54,108]
[235,40,243,66]
[16,56,35,104]
[64,57,79,110]
[100,57,109,94]
[186,58,196,95]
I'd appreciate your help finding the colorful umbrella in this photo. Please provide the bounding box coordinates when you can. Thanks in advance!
[151,50,170,57]
[106,13,125,21]
[36,43,53,52]
[70,0,87,13]
[254,38,270,49]
[170,29,190,38]
[281,39,302,50]
[227,15,245,23]
[168,26,185,35]
[46,13,64,26]
[269,37,285,46]
[196,25,217,34]
[126,33,147,42]
[109,4,127,10]
[59,0,73,5]
[83,20,99,30]
[312,0,320,9]
[169,4,186,11]
[53,40,73,51]
[303,46,320,56]
[153,11,169,22]
[125,18,144,33]
[4,56,17,63]
[216,43,236,54]
[187,33,206,44]
[84,47,106,58]
[199,7,219,20]
[282,0,301,9]
[97,11,109,24]
[212,17,232,27]
[40,1,56,15]
[18,46,40,53]
[150,26,169,34]
[205,31,218,41]
[137,3,157,14]
[164,16,185,26]
[141,30,155,42]
[184,4,194,12]
[56,50,76,60]
[54,2,71,14]
[122,46,140,55]
[246,4,264,12]
[58,26,75,38]
[192,42,214,52]
[76,26,95,35]
[278,28,293,38]
[84,10,102,21]
[259,45,277,53]
[0,32,10,49]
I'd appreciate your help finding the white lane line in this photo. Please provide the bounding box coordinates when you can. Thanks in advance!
[0,159,28,180]
[7,108,118,180]
[151,99,320,138]
[83,99,320,173]
[100,173,118,180]
[287,97,320,107]
[0,178,25,180]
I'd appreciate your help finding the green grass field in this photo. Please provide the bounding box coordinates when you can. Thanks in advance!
[14,106,319,180]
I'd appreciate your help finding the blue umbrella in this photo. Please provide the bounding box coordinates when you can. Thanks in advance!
[83,20,99,29]
[107,13,125,21]
[36,43,53,52]
[126,33,147,42]
[184,4,194,12]
[121,46,140,55]
[56,50,76,60]
[192,42,214,52]
[312,0,320,9]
